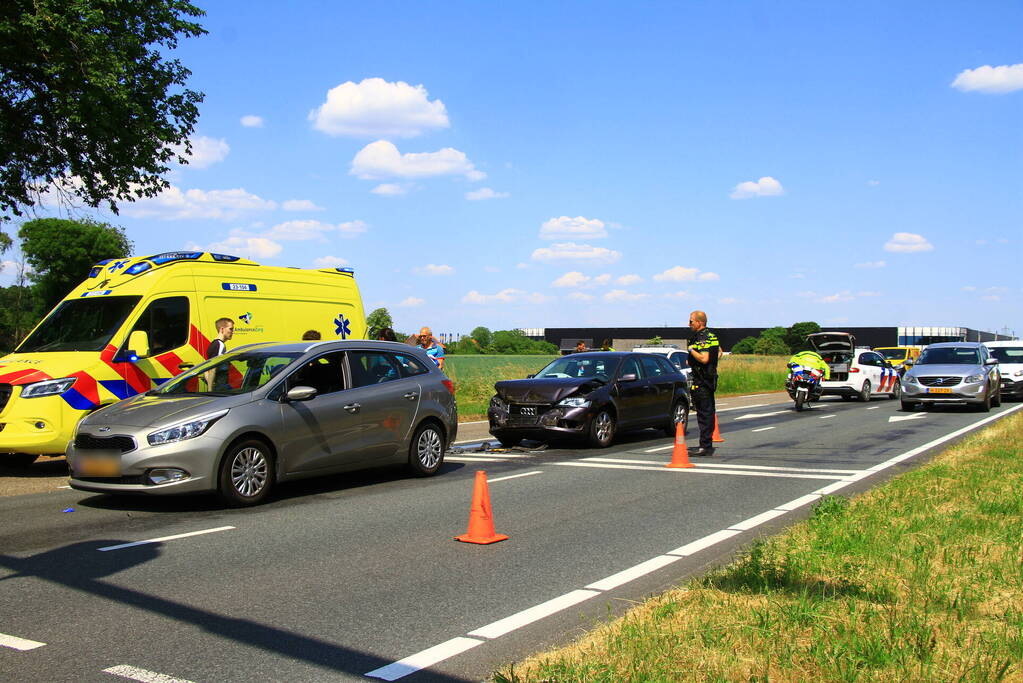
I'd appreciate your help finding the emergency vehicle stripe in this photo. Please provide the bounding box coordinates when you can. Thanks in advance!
[63,388,97,410]
[100,344,152,395]
[0,368,52,385]
[68,371,100,406]
[155,351,183,376]
[99,379,135,401]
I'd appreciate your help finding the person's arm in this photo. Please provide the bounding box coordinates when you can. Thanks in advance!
[690,347,711,365]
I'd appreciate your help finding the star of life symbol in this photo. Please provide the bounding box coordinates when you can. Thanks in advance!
[334,314,352,339]
[109,260,130,272]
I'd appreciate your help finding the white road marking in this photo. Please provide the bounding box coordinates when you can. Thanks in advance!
[585,555,681,591]
[553,461,842,480]
[467,590,600,639]
[365,403,1023,681]
[445,456,515,463]
[717,403,767,412]
[867,406,881,410]
[58,485,72,489]
[752,427,775,432]
[584,457,860,475]
[457,420,489,425]
[98,526,235,552]
[819,414,836,419]
[102,665,195,683]
[449,452,535,459]
[488,471,543,483]
[365,637,484,681]
[644,444,677,453]
[889,413,927,423]
[734,410,790,421]
[0,633,45,651]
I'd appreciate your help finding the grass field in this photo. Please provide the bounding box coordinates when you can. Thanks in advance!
[494,410,1023,682]
[447,353,788,420]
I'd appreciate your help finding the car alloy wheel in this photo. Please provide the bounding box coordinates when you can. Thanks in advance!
[665,401,689,436]
[219,438,275,507]
[409,423,445,476]
[859,380,872,402]
[589,410,616,448]
[232,447,269,497]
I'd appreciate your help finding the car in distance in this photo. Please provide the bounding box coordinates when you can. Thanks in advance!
[984,340,1023,400]
[806,332,901,402]
[900,342,1001,412]
[631,344,693,386]
[67,340,457,506]
[488,352,690,448]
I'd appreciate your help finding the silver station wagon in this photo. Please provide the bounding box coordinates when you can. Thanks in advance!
[67,340,457,506]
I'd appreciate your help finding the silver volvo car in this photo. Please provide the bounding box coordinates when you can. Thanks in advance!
[900,342,1001,412]
[67,340,457,506]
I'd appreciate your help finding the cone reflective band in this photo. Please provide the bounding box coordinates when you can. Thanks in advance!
[455,470,509,544]
[666,421,694,468]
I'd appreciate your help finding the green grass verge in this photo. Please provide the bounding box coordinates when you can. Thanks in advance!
[494,409,1023,682]
[448,354,788,420]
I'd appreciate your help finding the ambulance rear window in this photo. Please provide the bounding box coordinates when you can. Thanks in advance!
[17,296,141,353]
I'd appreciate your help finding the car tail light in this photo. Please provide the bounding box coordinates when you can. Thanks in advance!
[850,367,860,373]
[442,379,455,394]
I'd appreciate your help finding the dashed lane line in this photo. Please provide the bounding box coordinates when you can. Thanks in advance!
[819,414,836,419]
[445,456,518,463]
[552,461,843,480]
[733,410,790,421]
[98,526,235,552]
[0,633,46,651]
[488,471,543,483]
[363,404,1023,681]
[103,665,196,682]
[752,427,775,432]
[584,457,860,475]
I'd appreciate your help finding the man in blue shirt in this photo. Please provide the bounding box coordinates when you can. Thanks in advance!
[418,326,445,370]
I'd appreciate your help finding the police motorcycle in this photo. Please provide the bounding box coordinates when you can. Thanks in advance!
[786,362,824,411]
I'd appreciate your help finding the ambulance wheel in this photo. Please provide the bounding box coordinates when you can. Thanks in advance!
[858,381,872,402]
[889,381,901,400]
[5,453,39,467]
[218,438,275,507]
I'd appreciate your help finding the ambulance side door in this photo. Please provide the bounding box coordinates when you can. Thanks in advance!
[122,295,194,392]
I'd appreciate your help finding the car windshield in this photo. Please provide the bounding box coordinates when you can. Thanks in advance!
[917,347,981,365]
[989,347,1023,363]
[879,348,907,361]
[156,350,302,396]
[16,296,141,353]
[535,355,618,380]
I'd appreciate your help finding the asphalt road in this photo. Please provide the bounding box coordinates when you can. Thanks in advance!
[1,394,1019,683]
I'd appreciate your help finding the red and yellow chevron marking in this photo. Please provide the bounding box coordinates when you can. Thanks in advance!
[0,367,52,385]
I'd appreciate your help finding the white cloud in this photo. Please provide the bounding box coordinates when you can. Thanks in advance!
[310,78,450,138]
[371,183,408,196]
[539,216,607,240]
[884,232,933,253]
[282,199,324,211]
[592,274,612,285]
[313,255,349,268]
[730,176,784,199]
[399,296,425,307]
[653,265,720,282]
[240,115,264,128]
[567,292,594,302]
[531,242,621,264]
[414,264,454,276]
[854,260,886,269]
[351,140,484,181]
[951,63,1023,94]
[122,185,277,220]
[204,232,283,260]
[604,289,649,303]
[462,288,551,304]
[173,136,230,169]
[616,274,643,286]
[339,220,368,237]
[819,291,856,304]
[466,187,509,201]
[552,271,590,288]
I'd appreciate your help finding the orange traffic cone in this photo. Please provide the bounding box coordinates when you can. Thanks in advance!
[712,414,725,443]
[666,421,694,468]
[455,470,509,545]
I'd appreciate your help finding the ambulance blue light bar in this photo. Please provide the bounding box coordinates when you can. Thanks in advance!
[335,267,355,274]
[149,251,203,265]
[125,262,153,275]
[211,253,241,262]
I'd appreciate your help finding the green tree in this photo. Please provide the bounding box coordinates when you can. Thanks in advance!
[0,0,207,223]
[19,217,132,309]
[785,321,821,353]
[753,335,790,355]
[731,336,758,354]
[365,307,393,338]
[647,335,664,345]
[761,326,788,341]
[0,257,44,351]
[471,326,493,349]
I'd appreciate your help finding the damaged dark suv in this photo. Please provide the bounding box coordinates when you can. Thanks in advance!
[488,352,690,448]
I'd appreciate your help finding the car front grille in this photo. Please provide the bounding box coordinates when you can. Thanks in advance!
[0,384,11,413]
[74,433,137,453]
[918,376,962,387]
[75,475,147,485]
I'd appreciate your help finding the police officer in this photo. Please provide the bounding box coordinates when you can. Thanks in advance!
[687,310,720,456]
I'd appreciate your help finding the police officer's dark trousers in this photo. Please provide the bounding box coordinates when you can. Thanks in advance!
[692,384,716,449]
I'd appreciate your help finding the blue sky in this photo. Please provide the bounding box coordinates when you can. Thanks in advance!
[5,1,1021,336]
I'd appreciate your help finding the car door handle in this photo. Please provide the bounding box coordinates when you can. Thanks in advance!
[403,392,419,401]
[343,403,361,413]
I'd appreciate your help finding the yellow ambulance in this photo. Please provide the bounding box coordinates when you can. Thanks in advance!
[0,251,366,464]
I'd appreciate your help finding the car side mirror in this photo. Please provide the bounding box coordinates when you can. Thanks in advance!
[984,358,998,366]
[128,330,150,359]
[619,373,638,382]
[904,359,914,367]
[285,385,318,401]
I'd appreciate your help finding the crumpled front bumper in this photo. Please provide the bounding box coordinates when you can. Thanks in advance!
[487,402,592,440]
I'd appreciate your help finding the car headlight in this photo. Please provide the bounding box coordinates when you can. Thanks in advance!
[147,410,229,446]
[20,377,77,398]
[489,396,506,411]
[557,397,591,408]
[1014,370,1023,377]
[902,375,918,385]
[964,374,984,384]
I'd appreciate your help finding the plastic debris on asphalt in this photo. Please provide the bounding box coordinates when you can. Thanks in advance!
[62,507,74,513]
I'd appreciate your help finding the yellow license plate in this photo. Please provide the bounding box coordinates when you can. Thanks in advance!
[927,388,953,394]
[76,454,121,477]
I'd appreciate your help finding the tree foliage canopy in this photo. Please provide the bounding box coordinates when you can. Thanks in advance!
[19,217,133,309]
[0,0,206,220]
[365,307,393,337]
[785,321,822,353]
